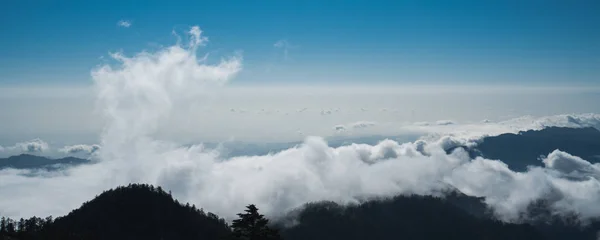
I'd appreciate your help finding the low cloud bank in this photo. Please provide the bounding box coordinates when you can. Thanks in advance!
[3,136,600,224]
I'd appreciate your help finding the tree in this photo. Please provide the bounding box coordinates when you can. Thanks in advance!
[231,204,281,240]
[18,218,25,232]
[44,216,53,227]
[1,217,6,233]
[6,218,16,234]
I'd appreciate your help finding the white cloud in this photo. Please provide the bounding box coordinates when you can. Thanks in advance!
[5,134,600,224]
[495,114,600,132]
[351,121,376,129]
[117,20,131,28]
[59,144,101,155]
[0,139,53,157]
[333,121,377,133]
[414,122,431,126]
[320,110,332,115]
[436,120,455,125]
[412,120,456,126]
[273,40,286,48]
[543,150,600,180]
[188,26,208,47]
[333,125,346,132]
[93,25,241,147]
[274,39,293,60]
[0,140,105,158]
[7,139,50,153]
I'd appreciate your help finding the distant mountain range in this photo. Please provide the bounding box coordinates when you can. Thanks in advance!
[213,127,600,172]
[0,154,90,171]
[467,127,600,171]
[3,127,600,173]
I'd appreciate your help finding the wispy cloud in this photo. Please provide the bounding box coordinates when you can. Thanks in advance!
[274,39,294,60]
[333,121,377,132]
[435,120,456,126]
[117,20,132,28]
[320,109,333,115]
[333,125,346,132]
[59,144,101,155]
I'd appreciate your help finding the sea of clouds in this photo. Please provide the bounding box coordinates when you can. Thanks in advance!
[2,26,600,225]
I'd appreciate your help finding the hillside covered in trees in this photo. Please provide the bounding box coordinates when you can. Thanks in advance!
[2,184,600,240]
[1,184,232,240]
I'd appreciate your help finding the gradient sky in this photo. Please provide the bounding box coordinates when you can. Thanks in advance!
[1,0,599,86]
[1,0,600,147]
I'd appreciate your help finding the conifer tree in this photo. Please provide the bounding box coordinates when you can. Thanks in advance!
[231,204,281,240]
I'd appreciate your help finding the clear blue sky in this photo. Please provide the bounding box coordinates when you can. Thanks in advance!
[1,0,599,86]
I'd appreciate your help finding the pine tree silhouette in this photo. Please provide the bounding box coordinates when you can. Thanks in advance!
[231,204,281,240]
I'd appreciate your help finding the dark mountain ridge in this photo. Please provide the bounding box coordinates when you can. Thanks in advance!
[279,195,543,240]
[1,184,231,240]
[3,184,600,240]
[448,127,600,172]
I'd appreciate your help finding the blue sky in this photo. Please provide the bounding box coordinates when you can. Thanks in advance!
[1,0,599,86]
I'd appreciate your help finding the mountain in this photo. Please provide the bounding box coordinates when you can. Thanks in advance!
[522,198,600,240]
[1,184,231,240]
[0,154,90,170]
[278,194,543,240]
[451,127,600,172]
[3,184,600,240]
[280,191,600,240]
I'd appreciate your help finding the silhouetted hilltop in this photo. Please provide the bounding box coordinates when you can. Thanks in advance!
[0,184,230,240]
[4,184,600,240]
[475,127,600,171]
[279,194,543,240]
[522,198,600,240]
[45,184,231,240]
[0,154,89,170]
